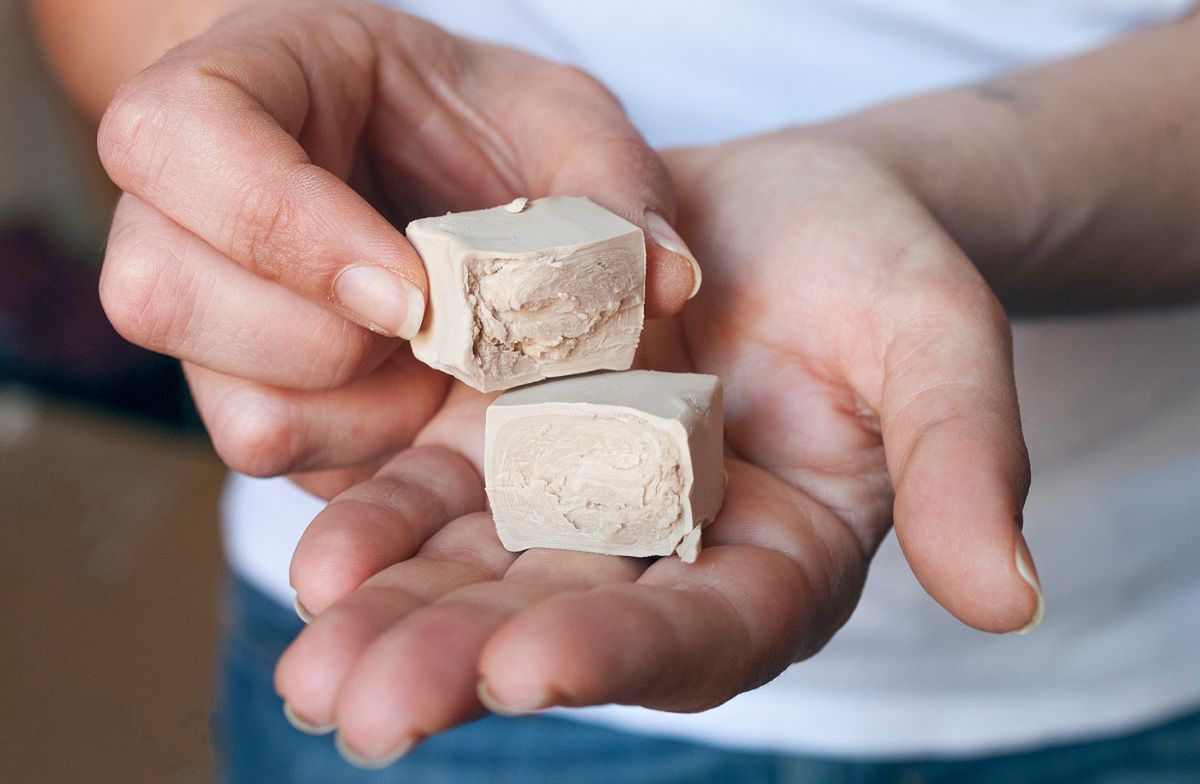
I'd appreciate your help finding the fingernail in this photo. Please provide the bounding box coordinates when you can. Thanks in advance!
[293,596,314,624]
[477,680,554,716]
[333,266,425,339]
[645,212,702,300]
[1013,536,1045,635]
[282,702,335,736]
[335,731,416,769]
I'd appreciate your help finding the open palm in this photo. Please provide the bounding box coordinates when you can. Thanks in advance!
[276,132,1043,767]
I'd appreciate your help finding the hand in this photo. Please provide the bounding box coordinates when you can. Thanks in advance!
[273,128,1044,765]
[95,0,699,493]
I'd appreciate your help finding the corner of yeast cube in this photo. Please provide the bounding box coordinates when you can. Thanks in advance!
[406,196,646,392]
[484,370,725,562]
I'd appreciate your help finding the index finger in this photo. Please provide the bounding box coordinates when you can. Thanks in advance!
[97,6,428,338]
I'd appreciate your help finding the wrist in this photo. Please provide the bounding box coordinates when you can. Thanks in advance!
[807,89,1057,298]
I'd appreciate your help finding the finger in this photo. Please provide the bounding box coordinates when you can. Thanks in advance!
[477,460,868,714]
[333,549,646,765]
[289,446,487,614]
[459,44,701,317]
[411,382,494,472]
[287,460,389,502]
[182,353,447,477]
[97,6,428,338]
[875,244,1041,634]
[101,194,395,390]
[277,511,514,734]
[283,382,491,502]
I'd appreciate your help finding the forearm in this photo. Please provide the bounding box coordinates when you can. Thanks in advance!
[829,9,1200,312]
[27,0,246,121]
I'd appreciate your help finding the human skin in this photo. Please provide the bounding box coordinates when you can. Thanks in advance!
[31,0,1200,767]
[29,0,700,496]
[276,140,1040,764]
[273,11,1200,763]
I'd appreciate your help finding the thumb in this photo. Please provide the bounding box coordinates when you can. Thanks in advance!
[469,45,701,317]
[878,245,1044,634]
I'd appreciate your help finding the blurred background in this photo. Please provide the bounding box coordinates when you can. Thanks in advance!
[0,1,226,780]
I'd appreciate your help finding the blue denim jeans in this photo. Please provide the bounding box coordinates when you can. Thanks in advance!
[214,575,1200,784]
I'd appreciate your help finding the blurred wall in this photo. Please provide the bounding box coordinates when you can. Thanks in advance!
[1,5,226,782]
[0,0,111,252]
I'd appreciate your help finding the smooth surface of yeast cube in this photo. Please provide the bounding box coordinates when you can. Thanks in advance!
[407,197,646,392]
[484,370,724,563]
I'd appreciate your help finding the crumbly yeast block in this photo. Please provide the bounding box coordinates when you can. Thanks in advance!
[484,370,724,562]
[406,196,646,392]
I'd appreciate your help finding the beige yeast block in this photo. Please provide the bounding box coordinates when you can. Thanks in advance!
[485,370,724,562]
[406,197,646,392]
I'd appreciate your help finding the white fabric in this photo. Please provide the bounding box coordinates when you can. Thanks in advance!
[223,0,1200,758]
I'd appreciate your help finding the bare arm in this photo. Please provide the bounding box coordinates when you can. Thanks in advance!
[27,0,245,121]
[830,8,1200,312]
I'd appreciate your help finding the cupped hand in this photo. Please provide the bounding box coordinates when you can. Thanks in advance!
[274,128,1044,766]
[96,0,699,490]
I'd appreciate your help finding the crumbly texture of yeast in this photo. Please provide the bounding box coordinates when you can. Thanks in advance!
[487,409,696,559]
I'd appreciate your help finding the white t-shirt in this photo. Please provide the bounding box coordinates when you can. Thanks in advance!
[223,0,1200,758]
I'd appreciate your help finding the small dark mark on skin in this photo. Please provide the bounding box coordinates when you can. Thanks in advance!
[975,82,1021,106]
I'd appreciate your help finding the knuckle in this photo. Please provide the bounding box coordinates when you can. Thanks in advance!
[938,278,1011,346]
[546,132,662,213]
[99,228,189,351]
[97,73,179,191]
[902,262,1009,340]
[535,70,663,207]
[224,162,319,280]
[582,133,653,174]
[208,390,299,477]
[548,63,619,105]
